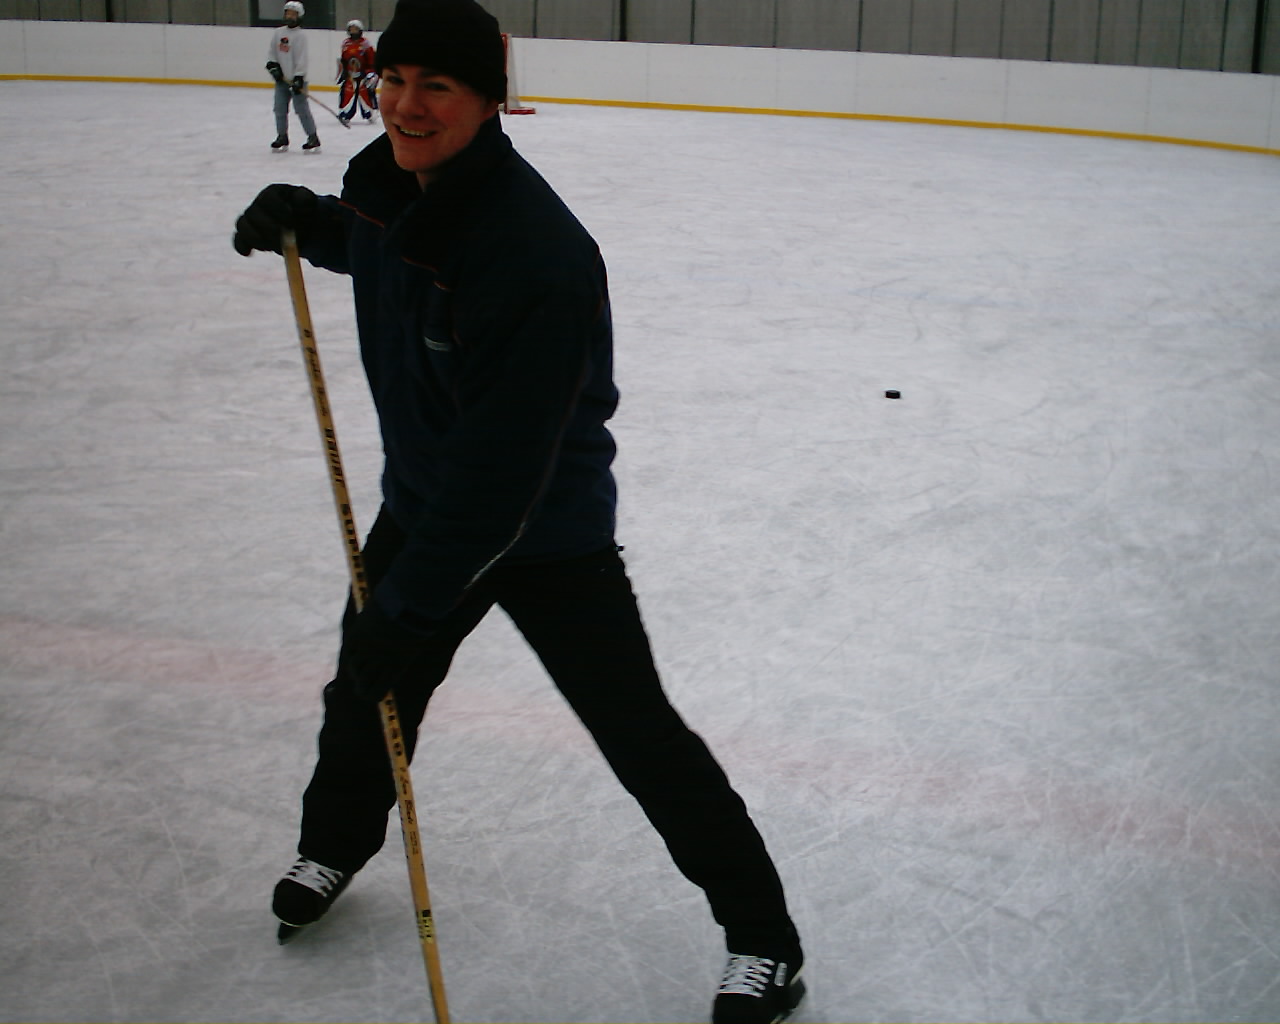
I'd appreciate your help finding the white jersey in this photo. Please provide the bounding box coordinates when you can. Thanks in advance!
[267,25,308,81]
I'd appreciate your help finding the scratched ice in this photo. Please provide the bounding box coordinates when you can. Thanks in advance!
[1,79,1278,1023]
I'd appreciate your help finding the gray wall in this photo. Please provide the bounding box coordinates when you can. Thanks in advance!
[615,0,1277,72]
[483,0,625,40]
[1266,0,1280,70]
[1,0,1277,73]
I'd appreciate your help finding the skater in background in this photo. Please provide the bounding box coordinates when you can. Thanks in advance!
[265,0,320,151]
[336,19,379,123]
[231,0,803,1020]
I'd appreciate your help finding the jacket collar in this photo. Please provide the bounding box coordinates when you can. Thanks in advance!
[342,114,512,236]
[409,115,514,271]
[423,113,513,195]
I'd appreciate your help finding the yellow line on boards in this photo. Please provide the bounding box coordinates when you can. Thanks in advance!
[3,74,1276,156]
[522,94,1280,158]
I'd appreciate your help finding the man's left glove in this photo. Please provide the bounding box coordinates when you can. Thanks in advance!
[338,600,439,702]
[292,75,306,95]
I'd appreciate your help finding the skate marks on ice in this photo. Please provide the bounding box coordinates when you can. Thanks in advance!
[1,80,1279,1023]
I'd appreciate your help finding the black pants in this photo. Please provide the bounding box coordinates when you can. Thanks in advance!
[298,508,796,951]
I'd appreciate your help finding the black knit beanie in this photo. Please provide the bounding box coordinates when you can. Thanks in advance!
[375,0,507,103]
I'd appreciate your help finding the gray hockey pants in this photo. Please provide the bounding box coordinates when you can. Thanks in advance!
[273,81,317,139]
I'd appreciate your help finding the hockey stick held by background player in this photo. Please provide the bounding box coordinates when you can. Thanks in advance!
[264,1,320,151]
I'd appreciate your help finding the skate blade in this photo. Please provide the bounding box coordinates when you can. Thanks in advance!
[277,922,306,945]
[779,977,807,1021]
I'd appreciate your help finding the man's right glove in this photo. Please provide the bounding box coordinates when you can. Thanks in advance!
[266,60,285,83]
[232,183,318,257]
[338,600,440,702]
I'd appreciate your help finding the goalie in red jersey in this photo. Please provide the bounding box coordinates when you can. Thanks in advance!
[336,20,379,122]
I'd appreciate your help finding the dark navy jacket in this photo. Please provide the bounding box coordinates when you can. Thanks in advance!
[300,115,619,625]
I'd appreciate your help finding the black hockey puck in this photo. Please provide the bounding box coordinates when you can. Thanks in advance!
[885,389,901,399]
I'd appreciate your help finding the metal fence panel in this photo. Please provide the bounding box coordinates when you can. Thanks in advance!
[692,0,776,46]
[1001,0,1052,60]
[1180,0,1228,68]
[211,0,241,22]
[482,0,534,37]
[1051,0,1101,63]
[171,0,216,24]
[1263,0,1280,72]
[1137,0,1183,66]
[537,0,618,40]
[625,0,692,42]
[121,0,170,22]
[911,0,956,55]
[775,0,860,51]
[368,0,393,31]
[1221,0,1257,70]
[1097,0,1141,63]
[40,0,82,16]
[954,0,1003,57]
[860,0,911,53]
[334,2,369,31]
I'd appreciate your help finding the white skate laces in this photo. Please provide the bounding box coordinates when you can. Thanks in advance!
[717,954,785,996]
[283,856,346,896]
[713,951,804,1023]
[273,856,353,939]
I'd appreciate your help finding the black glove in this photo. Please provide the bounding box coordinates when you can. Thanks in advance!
[292,75,305,95]
[266,60,284,83]
[232,183,318,257]
[338,600,439,702]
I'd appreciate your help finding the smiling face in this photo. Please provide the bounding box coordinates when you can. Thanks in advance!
[379,64,500,189]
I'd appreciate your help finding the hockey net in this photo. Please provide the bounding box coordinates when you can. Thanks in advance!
[501,33,536,114]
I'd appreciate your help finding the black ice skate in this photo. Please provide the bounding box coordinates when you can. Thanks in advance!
[270,134,289,151]
[712,953,806,1024]
[273,856,350,944]
[302,134,322,151]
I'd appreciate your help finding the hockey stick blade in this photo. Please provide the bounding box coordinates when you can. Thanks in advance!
[307,92,352,129]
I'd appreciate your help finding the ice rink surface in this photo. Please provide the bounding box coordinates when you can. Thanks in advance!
[1,79,1279,1023]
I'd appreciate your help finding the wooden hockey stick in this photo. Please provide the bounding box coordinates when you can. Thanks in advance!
[305,91,353,129]
[282,230,450,1024]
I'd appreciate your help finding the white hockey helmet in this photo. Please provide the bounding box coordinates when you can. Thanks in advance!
[347,19,364,31]
[283,1,304,16]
